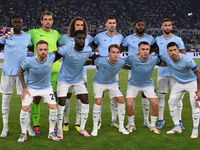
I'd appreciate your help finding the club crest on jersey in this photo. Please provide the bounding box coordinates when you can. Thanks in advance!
[82,54,87,57]
[48,62,51,67]
[53,34,55,38]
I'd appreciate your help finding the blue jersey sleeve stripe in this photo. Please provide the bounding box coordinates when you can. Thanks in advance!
[192,65,198,72]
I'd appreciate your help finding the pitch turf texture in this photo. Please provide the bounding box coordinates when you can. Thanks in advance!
[0,59,200,150]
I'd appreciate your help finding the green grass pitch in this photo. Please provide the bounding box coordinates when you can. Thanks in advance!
[0,59,200,150]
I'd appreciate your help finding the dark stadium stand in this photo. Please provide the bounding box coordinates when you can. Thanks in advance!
[0,0,200,51]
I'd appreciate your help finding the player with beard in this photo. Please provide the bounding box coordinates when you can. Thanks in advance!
[0,15,33,137]
[93,16,124,130]
[17,40,61,143]
[56,30,95,139]
[27,11,61,135]
[161,42,200,138]
[122,19,155,131]
[156,18,186,129]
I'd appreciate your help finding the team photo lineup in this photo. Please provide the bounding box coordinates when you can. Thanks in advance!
[0,8,200,145]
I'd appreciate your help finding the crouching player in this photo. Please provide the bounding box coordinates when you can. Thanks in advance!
[17,40,61,143]
[162,42,200,138]
[91,44,129,136]
[126,41,161,134]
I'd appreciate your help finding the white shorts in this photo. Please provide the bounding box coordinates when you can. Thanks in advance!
[169,81,197,108]
[0,75,23,95]
[93,83,122,99]
[126,85,157,98]
[22,87,56,106]
[157,76,175,93]
[57,81,88,97]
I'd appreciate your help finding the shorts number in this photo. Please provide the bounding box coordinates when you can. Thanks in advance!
[49,93,55,100]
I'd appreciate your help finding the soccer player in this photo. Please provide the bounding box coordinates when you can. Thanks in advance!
[161,42,200,138]
[58,16,93,132]
[17,40,60,143]
[126,41,160,134]
[122,19,155,128]
[156,18,186,129]
[56,30,94,139]
[0,15,33,137]
[91,44,129,136]
[27,11,61,135]
[93,16,124,129]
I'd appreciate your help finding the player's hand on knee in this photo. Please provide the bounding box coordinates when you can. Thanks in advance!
[21,88,31,101]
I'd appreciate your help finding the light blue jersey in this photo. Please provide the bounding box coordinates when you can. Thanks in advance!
[58,34,93,46]
[58,44,92,83]
[126,54,160,88]
[93,57,125,84]
[21,53,55,90]
[161,53,197,83]
[94,31,124,56]
[0,32,32,75]
[122,33,155,56]
[156,34,185,77]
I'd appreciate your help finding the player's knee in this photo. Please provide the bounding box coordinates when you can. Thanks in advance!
[33,96,42,104]
[95,98,102,105]
[115,97,124,104]
[67,93,72,99]
[77,94,89,104]
[22,106,30,112]
[49,104,57,110]
[58,97,67,106]
[126,100,133,108]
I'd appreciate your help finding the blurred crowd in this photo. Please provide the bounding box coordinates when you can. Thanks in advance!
[0,0,200,51]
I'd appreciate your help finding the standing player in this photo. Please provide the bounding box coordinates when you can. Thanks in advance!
[56,30,94,139]
[58,16,93,132]
[156,18,186,129]
[161,42,200,138]
[27,11,61,135]
[91,44,129,136]
[122,19,155,128]
[17,40,60,143]
[94,16,124,129]
[0,15,33,137]
[126,41,160,134]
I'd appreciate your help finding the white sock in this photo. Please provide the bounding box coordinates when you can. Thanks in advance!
[118,103,125,128]
[75,99,82,125]
[168,98,179,125]
[57,105,65,130]
[20,109,28,134]
[80,103,89,130]
[27,107,32,129]
[177,98,183,121]
[110,98,118,122]
[63,99,70,124]
[142,98,149,123]
[98,101,103,123]
[192,108,200,129]
[158,93,165,120]
[49,109,57,133]
[2,94,12,129]
[93,104,101,128]
[150,116,157,127]
[128,115,135,126]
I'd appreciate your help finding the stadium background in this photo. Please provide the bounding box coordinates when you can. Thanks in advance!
[0,0,200,150]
